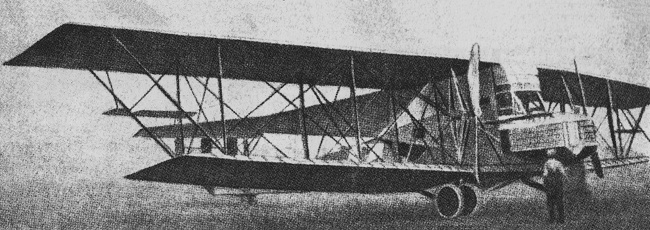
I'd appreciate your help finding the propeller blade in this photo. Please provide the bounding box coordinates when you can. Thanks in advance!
[467,44,481,184]
[467,43,482,117]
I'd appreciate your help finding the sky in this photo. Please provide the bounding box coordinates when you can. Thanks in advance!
[1,0,649,205]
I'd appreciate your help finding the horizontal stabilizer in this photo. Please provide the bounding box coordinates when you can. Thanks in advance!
[103,108,196,118]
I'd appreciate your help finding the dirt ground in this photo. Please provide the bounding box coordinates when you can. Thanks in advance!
[1,164,649,229]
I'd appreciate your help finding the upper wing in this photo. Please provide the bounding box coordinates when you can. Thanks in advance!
[6,23,650,107]
[135,89,415,138]
[537,68,650,109]
[3,23,482,90]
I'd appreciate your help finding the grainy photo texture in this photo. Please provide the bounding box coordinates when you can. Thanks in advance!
[1,0,649,229]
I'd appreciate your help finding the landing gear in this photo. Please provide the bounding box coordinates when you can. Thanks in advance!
[423,183,483,218]
[459,184,482,216]
[590,151,604,178]
[433,184,463,218]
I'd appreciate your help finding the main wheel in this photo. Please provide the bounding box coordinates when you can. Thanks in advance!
[432,184,464,218]
[459,184,483,216]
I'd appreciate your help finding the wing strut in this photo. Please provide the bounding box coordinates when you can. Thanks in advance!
[299,81,310,159]
[574,59,588,116]
[389,90,401,160]
[314,86,342,156]
[261,81,350,157]
[560,74,576,113]
[110,33,224,153]
[175,66,184,156]
[606,80,619,158]
[311,85,386,161]
[349,55,363,156]
[616,108,624,155]
[310,87,355,152]
[88,69,174,157]
[192,78,290,158]
[183,75,211,155]
[216,45,229,153]
[621,106,648,157]
[105,71,119,109]
[310,86,356,148]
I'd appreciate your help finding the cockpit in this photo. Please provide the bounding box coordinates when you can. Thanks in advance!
[497,89,546,116]
[492,64,546,119]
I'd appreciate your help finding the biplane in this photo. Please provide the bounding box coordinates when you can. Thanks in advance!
[5,23,650,218]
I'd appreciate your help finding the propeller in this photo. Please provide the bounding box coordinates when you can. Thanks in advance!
[466,43,481,184]
[466,43,482,117]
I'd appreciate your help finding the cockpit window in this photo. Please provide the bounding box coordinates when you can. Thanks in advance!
[496,91,514,116]
[515,91,546,114]
[496,87,545,116]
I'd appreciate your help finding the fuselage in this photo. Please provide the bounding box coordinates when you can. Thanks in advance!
[376,63,598,168]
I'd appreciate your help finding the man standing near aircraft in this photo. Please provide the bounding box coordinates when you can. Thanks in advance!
[543,149,567,224]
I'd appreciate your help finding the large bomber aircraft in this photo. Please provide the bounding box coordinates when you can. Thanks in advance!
[4,23,649,218]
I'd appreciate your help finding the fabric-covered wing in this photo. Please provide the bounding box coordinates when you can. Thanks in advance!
[124,155,474,193]
[537,68,650,109]
[135,90,415,138]
[4,23,484,90]
[6,23,650,108]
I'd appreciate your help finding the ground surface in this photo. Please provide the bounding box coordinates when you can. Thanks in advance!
[1,164,649,229]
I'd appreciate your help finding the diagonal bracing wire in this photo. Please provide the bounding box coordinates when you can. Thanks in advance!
[130,69,171,110]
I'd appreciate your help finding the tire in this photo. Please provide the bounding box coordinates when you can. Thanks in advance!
[432,184,464,218]
[459,184,483,216]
